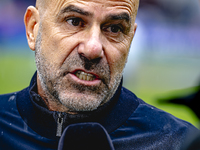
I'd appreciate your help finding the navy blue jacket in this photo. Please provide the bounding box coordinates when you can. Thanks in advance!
[0,73,198,149]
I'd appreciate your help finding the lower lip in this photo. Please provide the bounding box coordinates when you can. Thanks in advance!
[68,73,101,86]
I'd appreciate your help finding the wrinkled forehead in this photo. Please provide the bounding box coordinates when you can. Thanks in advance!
[37,0,139,18]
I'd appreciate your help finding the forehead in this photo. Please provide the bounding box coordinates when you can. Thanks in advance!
[44,0,138,17]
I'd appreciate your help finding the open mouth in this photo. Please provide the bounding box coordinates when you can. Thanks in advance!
[75,71,96,81]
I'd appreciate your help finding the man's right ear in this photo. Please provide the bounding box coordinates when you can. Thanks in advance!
[24,6,40,51]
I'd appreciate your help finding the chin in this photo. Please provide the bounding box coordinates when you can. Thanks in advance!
[58,91,106,112]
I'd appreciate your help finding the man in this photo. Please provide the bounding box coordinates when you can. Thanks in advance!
[0,0,198,149]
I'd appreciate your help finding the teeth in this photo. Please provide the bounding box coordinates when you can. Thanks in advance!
[75,71,95,81]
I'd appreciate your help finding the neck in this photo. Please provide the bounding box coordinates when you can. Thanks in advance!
[37,74,74,113]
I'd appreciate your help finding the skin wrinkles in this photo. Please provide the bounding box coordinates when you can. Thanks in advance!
[38,0,138,22]
[27,0,139,112]
[36,0,139,18]
[35,23,111,112]
[78,0,139,23]
[35,30,111,111]
[73,0,136,15]
[57,4,132,27]
[58,5,92,17]
[56,5,133,44]
[52,7,130,65]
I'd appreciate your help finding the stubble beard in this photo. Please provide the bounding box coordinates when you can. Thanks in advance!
[35,28,123,112]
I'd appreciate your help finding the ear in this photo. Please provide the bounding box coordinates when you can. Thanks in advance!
[132,23,137,37]
[24,6,40,51]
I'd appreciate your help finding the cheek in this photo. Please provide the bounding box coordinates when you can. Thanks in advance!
[40,26,80,67]
[106,42,130,75]
[105,33,132,64]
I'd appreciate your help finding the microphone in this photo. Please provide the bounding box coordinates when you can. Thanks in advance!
[58,122,115,150]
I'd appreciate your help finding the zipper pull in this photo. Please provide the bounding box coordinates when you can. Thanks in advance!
[56,113,64,137]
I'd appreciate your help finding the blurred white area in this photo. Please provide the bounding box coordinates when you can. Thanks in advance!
[123,19,145,86]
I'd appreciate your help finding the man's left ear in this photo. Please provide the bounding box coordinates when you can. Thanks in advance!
[133,23,137,37]
[24,6,40,51]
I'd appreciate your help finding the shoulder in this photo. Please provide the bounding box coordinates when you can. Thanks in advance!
[127,101,198,148]
[112,87,198,149]
[0,92,18,104]
[120,87,196,131]
[0,87,29,108]
[0,92,20,115]
[131,101,196,130]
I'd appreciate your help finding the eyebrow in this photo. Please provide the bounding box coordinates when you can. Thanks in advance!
[106,13,131,24]
[59,5,92,16]
[58,5,131,25]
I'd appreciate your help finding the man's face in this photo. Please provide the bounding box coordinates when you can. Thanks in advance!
[34,0,138,112]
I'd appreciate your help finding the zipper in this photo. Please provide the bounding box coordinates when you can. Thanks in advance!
[56,112,64,137]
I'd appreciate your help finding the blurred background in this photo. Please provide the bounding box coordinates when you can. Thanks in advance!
[0,0,200,127]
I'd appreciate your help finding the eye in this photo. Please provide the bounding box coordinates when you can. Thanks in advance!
[107,24,123,33]
[66,17,84,27]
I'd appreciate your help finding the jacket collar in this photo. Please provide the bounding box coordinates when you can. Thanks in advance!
[17,72,139,140]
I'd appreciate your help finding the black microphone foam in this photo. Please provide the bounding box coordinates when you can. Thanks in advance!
[58,122,115,150]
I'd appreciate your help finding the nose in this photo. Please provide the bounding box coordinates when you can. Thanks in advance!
[78,26,104,60]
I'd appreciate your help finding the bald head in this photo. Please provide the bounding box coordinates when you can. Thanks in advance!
[36,0,45,7]
[35,0,139,16]
[35,0,53,19]
[35,0,49,12]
